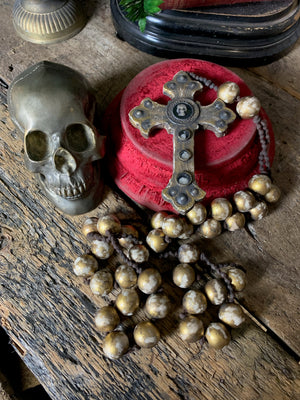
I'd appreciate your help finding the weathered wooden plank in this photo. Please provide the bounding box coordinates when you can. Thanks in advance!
[0,1,300,399]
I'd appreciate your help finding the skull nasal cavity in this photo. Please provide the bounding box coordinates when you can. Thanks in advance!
[54,148,76,174]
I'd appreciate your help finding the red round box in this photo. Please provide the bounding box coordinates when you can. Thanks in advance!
[104,59,274,213]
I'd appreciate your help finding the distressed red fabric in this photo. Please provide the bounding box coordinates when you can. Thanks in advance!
[104,59,274,212]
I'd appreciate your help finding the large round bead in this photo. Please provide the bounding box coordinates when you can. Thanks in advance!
[178,244,199,264]
[211,198,233,221]
[249,201,268,220]
[128,244,149,263]
[134,321,160,348]
[95,306,120,332]
[103,331,129,359]
[90,270,114,296]
[218,303,245,328]
[115,289,139,316]
[236,96,261,119]
[178,315,204,343]
[173,264,195,288]
[227,268,246,292]
[151,211,169,229]
[265,184,281,203]
[205,322,231,349]
[97,214,121,236]
[186,203,207,225]
[217,82,240,104]
[178,219,194,239]
[225,212,246,231]
[146,229,169,253]
[198,219,222,239]
[137,268,162,294]
[115,264,137,289]
[182,290,207,314]
[90,239,114,259]
[73,254,98,277]
[248,174,272,196]
[162,215,184,238]
[233,190,256,212]
[145,293,171,319]
[82,217,98,237]
[205,279,227,305]
[118,225,139,249]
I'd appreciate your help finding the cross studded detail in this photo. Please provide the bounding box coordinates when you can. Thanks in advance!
[129,71,236,214]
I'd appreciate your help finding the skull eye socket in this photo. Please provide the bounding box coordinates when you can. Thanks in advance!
[25,130,49,162]
[65,124,95,153]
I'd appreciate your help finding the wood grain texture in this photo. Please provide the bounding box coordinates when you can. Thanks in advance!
[0,1,300,399]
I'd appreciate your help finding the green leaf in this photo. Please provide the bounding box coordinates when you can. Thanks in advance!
[144,0,164,14]
[138,17,147,32]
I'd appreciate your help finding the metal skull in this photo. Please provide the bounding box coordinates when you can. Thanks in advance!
[8,61,105,215]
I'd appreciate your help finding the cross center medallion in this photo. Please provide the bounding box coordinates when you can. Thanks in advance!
[129,71,236,214]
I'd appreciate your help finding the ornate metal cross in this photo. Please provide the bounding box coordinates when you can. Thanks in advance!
[129,71,236,214]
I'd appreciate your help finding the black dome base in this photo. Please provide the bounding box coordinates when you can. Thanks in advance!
[110,0,300,67]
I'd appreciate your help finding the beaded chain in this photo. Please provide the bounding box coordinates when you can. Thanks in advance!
[71,73,281,359]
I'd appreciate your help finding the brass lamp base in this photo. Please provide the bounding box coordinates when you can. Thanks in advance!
[13,0,87,44]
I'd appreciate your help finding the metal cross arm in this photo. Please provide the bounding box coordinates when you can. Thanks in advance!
[129,71,236,214]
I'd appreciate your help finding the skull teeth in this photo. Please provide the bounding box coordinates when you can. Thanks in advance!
[51,181,88,199]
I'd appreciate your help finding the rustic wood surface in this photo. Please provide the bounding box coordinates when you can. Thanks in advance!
[0,1,299,399]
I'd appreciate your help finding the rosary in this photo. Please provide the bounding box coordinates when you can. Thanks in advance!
[71,71,281,359]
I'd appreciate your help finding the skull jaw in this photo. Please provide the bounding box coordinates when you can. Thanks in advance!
[37,164,104,215]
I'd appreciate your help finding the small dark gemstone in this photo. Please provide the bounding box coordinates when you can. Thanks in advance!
[178,130,191,141]
[144,100,152,109]
[219,110,232,120]
[214,101,223,110]
[216,120,227,129]
[176,193,188,205]
[190,187,199,196]
[179,150,192,161]
[177,74,188,82]
[169,188,178,197]
[134,109,144,118]
[141,119,151,131]
[177,172,192,186]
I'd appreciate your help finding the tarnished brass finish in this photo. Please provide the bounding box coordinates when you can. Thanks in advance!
[129,71,236,214]
[8,61,106,215]
[13,0,87,44]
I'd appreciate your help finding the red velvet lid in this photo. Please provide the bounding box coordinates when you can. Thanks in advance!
[105,59,274,212]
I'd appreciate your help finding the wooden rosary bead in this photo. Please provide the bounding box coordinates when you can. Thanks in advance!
[225,212,246,231]
[115,264,137,289]
[137,268,162,294]
[211,198,233,221]
[95,306,120,332]
[217,82,240,104]
[236,96,261,119]
[118,225,139,249]
[146,229,169,253]
[161,215,184,238]
[128,244,149,263]
[205,322,231,349]
[218,303,245,328]
[226,268,246,292]
[178,244,200,264]
[248,174,272,196]
[133,321,160,348]
[115,289,140,316]
[249,201,268,220]
[73,254,98,277]
[151,211,169,229]
[205,279,227,305]
[145,293,171,319]
[182,290,207,315]
[97,214,121,236]
[198,219,222,239]
[186,203,207,225]
[82,217,98,237]
[173,263,195,288]
[103,331,129,359]
[90,270,114,296]
[90,239,114,259]
[234,190,256,213]
[264,184,281,203]
[178,315,204,343]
